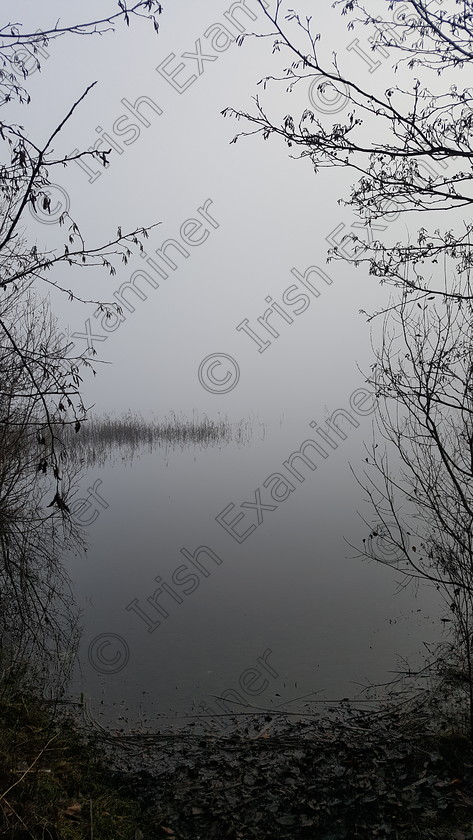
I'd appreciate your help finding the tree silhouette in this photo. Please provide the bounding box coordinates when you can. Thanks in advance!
[226,0,473,735]
[0,3,163,491]
[224,0,473,302]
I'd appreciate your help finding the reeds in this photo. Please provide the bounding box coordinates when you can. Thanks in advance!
[58,411,254,467]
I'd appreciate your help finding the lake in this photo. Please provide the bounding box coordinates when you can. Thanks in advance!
[65,411,445,734]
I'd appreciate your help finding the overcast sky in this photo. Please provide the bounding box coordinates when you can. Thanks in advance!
[1,0,406,422]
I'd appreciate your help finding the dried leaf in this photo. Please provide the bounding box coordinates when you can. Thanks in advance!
[276,815,296,826]
[63,802,82,821]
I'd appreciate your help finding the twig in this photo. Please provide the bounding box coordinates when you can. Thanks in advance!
[0,734,58,800]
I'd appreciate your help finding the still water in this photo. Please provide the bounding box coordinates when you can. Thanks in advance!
[65,412,444,732]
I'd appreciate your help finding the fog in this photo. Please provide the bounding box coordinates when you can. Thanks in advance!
[3,0,447,728]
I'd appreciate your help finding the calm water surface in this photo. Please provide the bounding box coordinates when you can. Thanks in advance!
[66,416,444,732]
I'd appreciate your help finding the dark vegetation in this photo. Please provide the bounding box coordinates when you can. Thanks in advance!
[0,667,147,840]
[58,412,256,466]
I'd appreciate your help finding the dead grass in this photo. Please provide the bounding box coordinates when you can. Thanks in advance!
[0,681,147,840]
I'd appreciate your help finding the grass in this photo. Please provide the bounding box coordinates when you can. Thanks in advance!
[0,678,149,840]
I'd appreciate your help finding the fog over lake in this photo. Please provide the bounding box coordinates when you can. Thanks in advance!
[4,0,450,731]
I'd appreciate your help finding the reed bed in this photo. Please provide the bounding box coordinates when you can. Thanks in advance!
[58,411,255,467]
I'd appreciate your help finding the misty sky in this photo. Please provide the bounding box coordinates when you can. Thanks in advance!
[4,0,404,422]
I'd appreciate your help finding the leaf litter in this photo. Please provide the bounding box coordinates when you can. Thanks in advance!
[89,700,473,840]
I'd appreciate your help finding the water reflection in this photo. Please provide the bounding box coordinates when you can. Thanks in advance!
[62,411,260,468]
[64,412,445,734]
[0,417,81,700]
